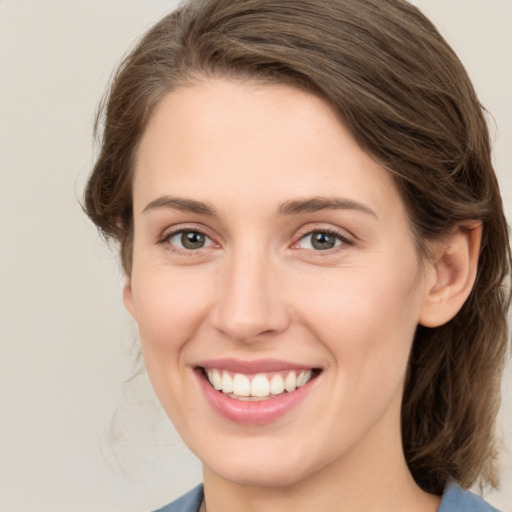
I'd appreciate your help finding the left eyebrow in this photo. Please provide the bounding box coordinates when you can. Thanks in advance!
[279,197,377,218]
[142,196,217,216]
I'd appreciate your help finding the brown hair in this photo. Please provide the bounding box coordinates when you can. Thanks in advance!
[84,0,511,495]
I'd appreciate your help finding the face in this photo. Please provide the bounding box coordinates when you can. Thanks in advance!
[125,79,433,488]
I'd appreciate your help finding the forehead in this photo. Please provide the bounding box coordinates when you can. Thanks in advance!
[134,79,406,223]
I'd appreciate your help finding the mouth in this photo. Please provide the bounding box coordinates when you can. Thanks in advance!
[194,358,323,424]
[198,366,322,401]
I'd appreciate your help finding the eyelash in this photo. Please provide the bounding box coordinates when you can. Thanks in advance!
[158,226,353,255]
[292,228,353,254]
[158,227,217,256]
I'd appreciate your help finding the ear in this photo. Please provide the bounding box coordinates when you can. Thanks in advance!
[419,222,482,328]
[122,276,136,319]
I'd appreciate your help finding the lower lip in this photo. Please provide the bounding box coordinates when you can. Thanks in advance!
[196,369,317,425]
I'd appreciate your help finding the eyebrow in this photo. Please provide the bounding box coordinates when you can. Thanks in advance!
[142,196,217,216]
[279,197,377,218]
[142,195,377,218]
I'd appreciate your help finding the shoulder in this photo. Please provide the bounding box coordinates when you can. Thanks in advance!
[152,484,204,512]
[439,483,500,512]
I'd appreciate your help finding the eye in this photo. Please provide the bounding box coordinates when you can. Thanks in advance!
[167,230,215,250]
[296,230,346,251]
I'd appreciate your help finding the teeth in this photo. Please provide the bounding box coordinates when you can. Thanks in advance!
[205,369,315,399]
[297,370,312,387]
[232,373,251,397]
[208,369,222,390]
[251,374,270,397]
[284,372,297,392]
[269,374,285,395]
[221,371,233,393]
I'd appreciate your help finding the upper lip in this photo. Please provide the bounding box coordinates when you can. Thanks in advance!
[194,358,319,374]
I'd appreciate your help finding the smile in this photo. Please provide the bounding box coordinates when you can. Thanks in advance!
[204,369,315,400]
[195,360,322,424]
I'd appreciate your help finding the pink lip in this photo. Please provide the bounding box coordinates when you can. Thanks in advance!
[194,362,320,425]
[195,358,316,374]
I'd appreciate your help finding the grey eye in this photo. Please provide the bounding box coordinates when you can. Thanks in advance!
[297,231,343,251]
[169,230,213,250]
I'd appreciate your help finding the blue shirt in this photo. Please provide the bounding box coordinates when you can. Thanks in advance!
[153,482,500,512]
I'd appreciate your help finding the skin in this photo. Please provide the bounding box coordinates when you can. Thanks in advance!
[124,79,480,512]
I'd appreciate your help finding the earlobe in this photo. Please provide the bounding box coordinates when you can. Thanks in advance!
[122,277,136,319]
[419,222,482,328]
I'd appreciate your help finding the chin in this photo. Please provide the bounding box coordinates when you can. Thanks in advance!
[196,432,333,490]
[207,458,313,489]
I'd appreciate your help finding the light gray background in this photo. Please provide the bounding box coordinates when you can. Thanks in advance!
[0,1,510,511]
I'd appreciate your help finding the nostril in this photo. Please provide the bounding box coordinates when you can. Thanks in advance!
[212,322,282,344]
[209,270,291,342]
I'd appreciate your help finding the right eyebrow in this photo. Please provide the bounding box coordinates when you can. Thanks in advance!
[279,197,377,218]
[142,196,217,216]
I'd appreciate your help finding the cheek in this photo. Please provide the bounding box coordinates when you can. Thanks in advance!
[131,265,212,345]
[300,261,423,390]
[128,267,215,402]
[297,269,422,450]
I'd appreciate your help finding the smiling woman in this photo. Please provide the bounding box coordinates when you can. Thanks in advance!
[83,1,511,511]
[127,83,432,484]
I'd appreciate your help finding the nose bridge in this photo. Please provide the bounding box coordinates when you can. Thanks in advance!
[211,242,288,342]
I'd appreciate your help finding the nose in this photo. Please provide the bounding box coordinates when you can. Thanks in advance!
[210,248,290,343]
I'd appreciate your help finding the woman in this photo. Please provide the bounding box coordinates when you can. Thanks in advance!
[84,0,511,510]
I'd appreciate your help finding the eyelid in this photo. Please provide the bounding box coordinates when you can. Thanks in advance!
[157,222,354,254]
[291,224,355,251]
[169,230,215,248]
[158,223,220,252]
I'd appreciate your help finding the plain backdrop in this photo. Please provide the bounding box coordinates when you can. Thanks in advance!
[0,1,510,511]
